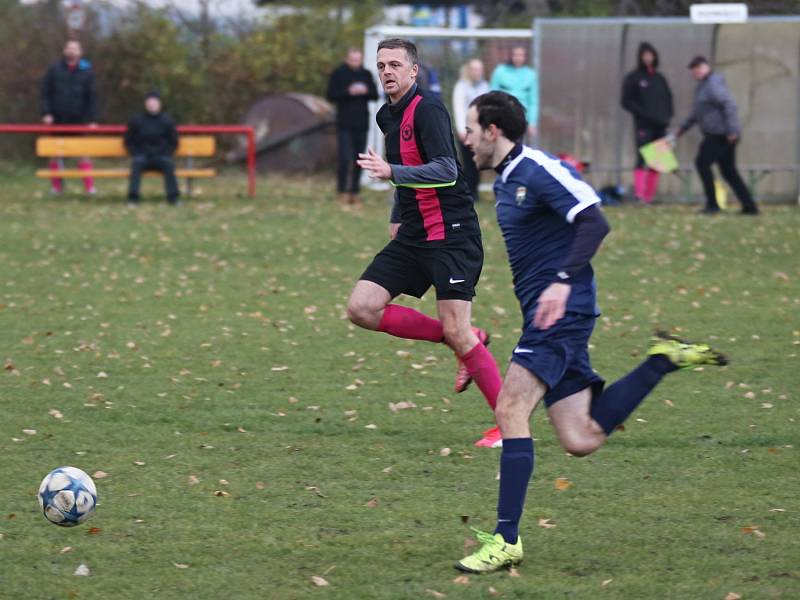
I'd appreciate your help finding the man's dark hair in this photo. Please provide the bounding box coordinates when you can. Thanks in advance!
[469,91,527,143]
[688,55,709,69]
[377,38,418,66]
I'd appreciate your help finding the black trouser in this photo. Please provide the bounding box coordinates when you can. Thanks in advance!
[336,127,368,194]
[695,135,758,212]
[458,140,480,202]
[634,124,667,168]
[128,155,180,203]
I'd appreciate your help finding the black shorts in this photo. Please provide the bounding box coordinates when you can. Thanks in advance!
[360,236,483,301]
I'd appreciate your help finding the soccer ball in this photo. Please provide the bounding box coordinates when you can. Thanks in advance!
[38,467,97,527]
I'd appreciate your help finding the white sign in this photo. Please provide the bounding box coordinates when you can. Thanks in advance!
[690,3,748,24]
[65,1,86,30]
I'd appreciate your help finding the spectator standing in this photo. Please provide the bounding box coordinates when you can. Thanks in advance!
[326,48,379,208]
[621,42,673,204]
[40,40,98,195]
[452,59,489,201]
[124,91,180,206]
[490,45,538,139]
[675,56,759,215]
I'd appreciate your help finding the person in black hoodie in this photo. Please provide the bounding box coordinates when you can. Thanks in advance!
[40,40,99,195]
[621,42,673,204]
[326,48,378,208]
[124,91,180,205]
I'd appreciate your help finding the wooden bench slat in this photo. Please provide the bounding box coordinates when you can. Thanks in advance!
[36,136,215,157]
[36,169,217,178]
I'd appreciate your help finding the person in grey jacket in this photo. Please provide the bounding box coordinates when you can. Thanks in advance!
[675,56,759,214]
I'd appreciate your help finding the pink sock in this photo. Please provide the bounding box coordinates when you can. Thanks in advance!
[633,168,647,200]
[377,304,443,342]
[459,342,502,410]
[49,160,63,192]
[643,169,660,203]
[79,160,95,192]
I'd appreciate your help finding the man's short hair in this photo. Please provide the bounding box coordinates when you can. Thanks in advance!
[377,38,418,66]
[470,91,527,143]
[688,55,709,69]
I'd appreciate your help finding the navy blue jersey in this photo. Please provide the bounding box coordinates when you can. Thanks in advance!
[494,146,602,320]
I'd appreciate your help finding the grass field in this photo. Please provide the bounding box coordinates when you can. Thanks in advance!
[1,173,798,599]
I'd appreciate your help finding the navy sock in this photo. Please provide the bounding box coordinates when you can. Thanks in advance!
[590,354,678,435]
[494,437,534,545]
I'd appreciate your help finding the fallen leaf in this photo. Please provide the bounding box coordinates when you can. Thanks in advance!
[425,589,446,598]
[22,429,37,436]
[724,593,742,600]
[381,466,392,474]
[538,518,556,529]
[60,546,73,554]
[365,497,379,508]
[92,471,108,479]
[488,586,501,597]
[306,486,327,498]
[213,490,230,497]
[133,461,146,466]
[453,575,470,585]
[87,527,102,535]
[663,399,674,407]
[601,578,613,587]
[310,576,329,587]
[388,401,416,413]
[742,525,765,538]
[49,409,64,419]
[73,564,90,576]
[219,479,229,486]
[508,567,521,577]
[440,447,451,457]
[554,477,571,491]
[255,481,266,490]
[187,475,200,485]
[173,563,190,569]
[364,424,377,430]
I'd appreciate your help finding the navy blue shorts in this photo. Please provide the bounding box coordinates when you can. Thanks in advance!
[510,312,605,407]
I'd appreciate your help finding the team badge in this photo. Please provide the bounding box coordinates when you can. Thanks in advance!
[515,186,527,205]
[401,125,413,141]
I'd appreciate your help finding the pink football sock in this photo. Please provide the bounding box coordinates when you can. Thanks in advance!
[49,160,63,192]
[79,159,95,192]
[459,341,502,410]
[377,304,444,343]
[633,168,647,200]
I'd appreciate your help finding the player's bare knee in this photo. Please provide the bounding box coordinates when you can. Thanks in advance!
[562,437,600,458]
[346,296,378,329]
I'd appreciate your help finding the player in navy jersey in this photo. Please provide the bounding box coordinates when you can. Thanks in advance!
[347,38,503,447]
[455,91,728,573]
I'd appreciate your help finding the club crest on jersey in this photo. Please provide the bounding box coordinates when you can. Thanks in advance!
[401,125,413,141]
[515,186,527,205]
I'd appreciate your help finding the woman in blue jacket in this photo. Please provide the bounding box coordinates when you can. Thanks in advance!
[490,46,538,139]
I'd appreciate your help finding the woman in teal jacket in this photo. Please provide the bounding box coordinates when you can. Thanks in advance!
[490,45,538,138]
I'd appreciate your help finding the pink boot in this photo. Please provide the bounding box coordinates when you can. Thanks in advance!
[633,168,647,202]
[79,159,96,194]
[643,169,660,204]
[49,159,63,194]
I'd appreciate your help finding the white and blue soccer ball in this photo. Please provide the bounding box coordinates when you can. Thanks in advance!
[38,467,97,527]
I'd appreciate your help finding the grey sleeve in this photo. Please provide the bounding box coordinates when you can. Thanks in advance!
[389,156,457,188]
[390,190,401,223]
[711,77,740,135]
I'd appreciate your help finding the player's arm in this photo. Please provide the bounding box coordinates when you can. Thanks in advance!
[535,205,609,330]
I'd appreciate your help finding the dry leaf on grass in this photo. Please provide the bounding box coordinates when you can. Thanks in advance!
[255,481,266,490]
[453,575,470,585]
[508,567,521,578]
[87,527,102,535]
[365,497,379,508]
[187,475,200,485]
[213,490,230,497]
[538,518,556,529]
[73,564,90,576]
[92,471,108,479]
[425,589,446,598]
[440,447,451,457]
[554,477,571,491]
[724,593,742,600]
[173,563,189,569]
[306,486,327,498]
[601,578,613,587]
[310,576,329,587]
[741,525,765,538]
[60,546,73,554]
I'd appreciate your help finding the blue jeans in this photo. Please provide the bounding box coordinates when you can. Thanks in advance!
[128,155,180,203]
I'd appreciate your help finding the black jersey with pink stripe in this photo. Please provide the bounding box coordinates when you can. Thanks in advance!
[377,85,480,246]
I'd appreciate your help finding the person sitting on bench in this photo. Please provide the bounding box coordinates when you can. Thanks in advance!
[124,91,180,205]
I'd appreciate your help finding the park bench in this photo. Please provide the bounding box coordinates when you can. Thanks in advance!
[35,135,217,194]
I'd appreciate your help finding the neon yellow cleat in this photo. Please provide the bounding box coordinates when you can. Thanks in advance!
[648,331,728,369]
[455,529,523,573]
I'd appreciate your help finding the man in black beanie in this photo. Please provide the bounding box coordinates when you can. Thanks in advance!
[124,91,180,205]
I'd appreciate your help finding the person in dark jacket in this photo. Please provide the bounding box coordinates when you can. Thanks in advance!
[326,48,379,208]
[40,40,98,195]
[124,91,180,205]
[621,42,673,204]
[674,56,759,215]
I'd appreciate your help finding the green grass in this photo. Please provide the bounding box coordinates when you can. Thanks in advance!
[1,173,798,599]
